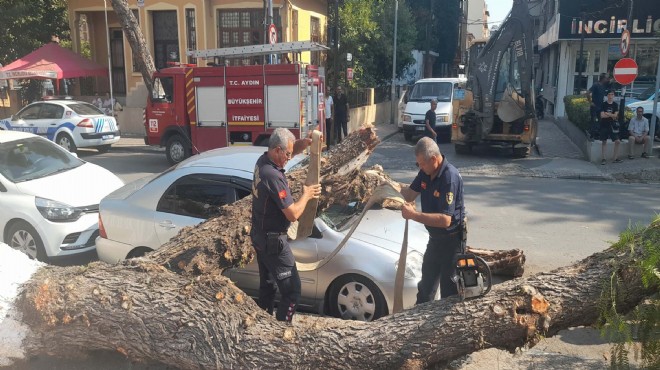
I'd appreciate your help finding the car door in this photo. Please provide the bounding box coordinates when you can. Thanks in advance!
[153,173,240,245]
[229,222,320,308]
[38,103,65,140]
[7,104,42,134]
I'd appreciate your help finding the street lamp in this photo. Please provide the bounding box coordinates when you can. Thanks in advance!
[390,0,398,125]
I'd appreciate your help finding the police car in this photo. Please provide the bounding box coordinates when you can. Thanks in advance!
[0,97,120,153]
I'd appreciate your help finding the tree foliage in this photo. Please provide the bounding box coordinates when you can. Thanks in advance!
[331,0,417,87]
[407,0,461,71]
[0,0,70,65]
[599,215,660,369]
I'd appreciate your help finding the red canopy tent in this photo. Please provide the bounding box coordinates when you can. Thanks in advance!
[0,42,107,91]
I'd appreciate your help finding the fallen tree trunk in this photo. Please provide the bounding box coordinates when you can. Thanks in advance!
[467,246,526,277]
[6,127,652,368]
[7,220,657,369]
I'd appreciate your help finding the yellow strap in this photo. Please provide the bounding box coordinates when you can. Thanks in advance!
[296,183,405,272]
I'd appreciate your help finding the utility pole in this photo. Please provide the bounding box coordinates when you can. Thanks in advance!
[332,0,339,93]
[575,8,586,95]
[390,0,398,125]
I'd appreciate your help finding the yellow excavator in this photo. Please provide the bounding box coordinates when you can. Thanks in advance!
[451,0,538,157]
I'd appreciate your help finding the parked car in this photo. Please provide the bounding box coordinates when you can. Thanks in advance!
[0,131,124,261]
[0,97,120,153]
[96,146,428,321]
[401,78,466,143]
[625,86,660,105]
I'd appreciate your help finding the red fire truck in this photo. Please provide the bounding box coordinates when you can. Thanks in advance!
[144,41,328,164]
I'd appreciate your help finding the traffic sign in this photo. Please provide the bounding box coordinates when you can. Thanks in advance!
[268,24,277,45]
[613,58,638,85]
[620,29,630,56]
[347,68,354,81]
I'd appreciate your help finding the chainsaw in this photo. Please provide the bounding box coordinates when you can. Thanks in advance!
[452,221,492,300]
[453,253,492,299]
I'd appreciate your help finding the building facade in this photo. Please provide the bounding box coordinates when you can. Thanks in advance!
[66,0,327,106]
[537,0,659,117]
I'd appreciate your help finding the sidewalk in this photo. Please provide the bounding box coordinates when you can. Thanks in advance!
[533,118,660,182]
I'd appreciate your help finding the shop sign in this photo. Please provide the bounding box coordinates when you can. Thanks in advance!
[559,0,660,40]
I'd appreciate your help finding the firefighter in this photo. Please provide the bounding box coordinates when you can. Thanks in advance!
[400,137,465,302]
[250,128,321,322]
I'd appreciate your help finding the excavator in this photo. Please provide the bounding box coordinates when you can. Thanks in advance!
[452,0,538,157]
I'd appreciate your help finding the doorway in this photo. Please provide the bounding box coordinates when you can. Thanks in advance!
[153,10,179,70]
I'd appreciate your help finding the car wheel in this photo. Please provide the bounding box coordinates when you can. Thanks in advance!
[96,145,111,153]
[165,135,190,165]
[328,274,387,321]
[6,221,47,261]
[56,133,77,153]
[403,132,412,141]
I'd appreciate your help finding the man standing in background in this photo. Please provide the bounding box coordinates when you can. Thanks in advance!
[325,86,334,149]
[334,86,349,143]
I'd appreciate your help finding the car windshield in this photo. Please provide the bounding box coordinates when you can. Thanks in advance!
[319,201,362,232]
[636,86,659,101]
[0,137,84,182]
[67,102,105,116]
[408,82,453,103]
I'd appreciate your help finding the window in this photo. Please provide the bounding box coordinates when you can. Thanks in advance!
[16,105,42,120]
[156,174,239,219]
[216,9,281,65]
[310,17,320,65]
[186,9,197,64]
[152,77,174,102]
[39,104,64,119]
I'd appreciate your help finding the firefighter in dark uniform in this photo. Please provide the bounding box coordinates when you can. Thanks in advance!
[251,128,321,322]
[400,137,465,303]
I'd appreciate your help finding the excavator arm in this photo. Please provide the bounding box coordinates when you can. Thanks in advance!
[463,0,536,141]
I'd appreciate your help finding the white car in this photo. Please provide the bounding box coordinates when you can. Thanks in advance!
[0,131,124,261]
[0,98,120,153]
[96,146,429,321]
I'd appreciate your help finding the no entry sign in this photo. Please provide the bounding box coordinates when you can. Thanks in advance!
[613,58,638,85]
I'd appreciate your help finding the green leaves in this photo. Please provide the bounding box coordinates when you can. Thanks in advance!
[0,0,70,65]
[335,0,417,87]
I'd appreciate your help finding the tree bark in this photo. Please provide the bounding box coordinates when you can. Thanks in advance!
[8,127,656,369]
[109,0,155,94]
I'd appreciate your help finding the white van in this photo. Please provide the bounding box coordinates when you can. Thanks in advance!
[400,78,466,142]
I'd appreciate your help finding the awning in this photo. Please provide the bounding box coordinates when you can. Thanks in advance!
[0,42,107,80]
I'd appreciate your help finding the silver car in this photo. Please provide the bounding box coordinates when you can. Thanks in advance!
[96,146,428,321]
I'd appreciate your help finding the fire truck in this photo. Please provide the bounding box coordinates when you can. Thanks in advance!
[143,41,329,164]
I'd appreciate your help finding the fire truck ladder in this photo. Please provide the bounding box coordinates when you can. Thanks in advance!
[187,41,329,59]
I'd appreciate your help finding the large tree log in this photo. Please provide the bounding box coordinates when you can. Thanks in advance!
[6,220,657,369]
[4,126,617,369]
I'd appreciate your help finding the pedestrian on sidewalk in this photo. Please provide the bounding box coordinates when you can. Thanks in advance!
[587,73,609,141]
[599,91,621,165]
[324,86,334,149]
[627,106,650,159]
[334,86,349,143]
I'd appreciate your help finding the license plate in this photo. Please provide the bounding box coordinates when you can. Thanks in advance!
[415,126,425,131]
[102,134,114,140]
